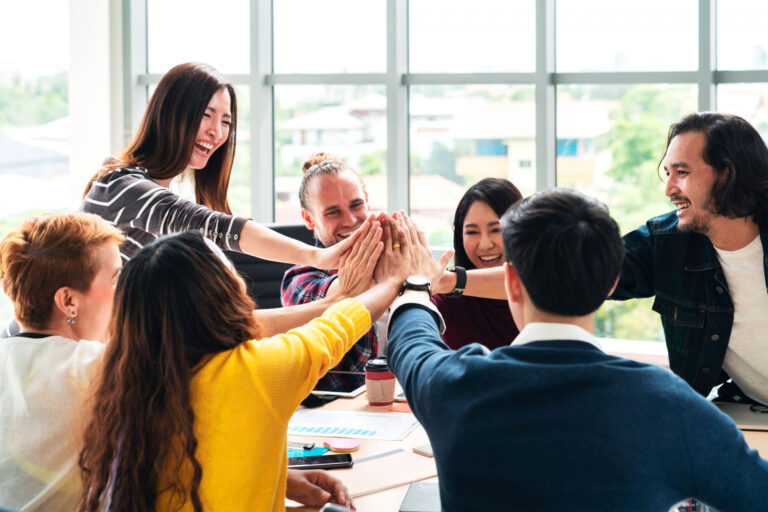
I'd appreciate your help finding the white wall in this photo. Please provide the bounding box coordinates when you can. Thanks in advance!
[68,0,122,207]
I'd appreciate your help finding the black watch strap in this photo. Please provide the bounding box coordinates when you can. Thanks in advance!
[446,266,466,298]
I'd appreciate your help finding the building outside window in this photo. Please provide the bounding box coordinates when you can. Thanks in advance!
[4,0,768,343]
[0,0,71,322]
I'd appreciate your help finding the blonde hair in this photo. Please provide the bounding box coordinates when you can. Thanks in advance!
[0,212,124,330]
[298,152,365,210]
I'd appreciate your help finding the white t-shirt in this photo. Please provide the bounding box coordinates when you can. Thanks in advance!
[0,334,105,511]
[715,235,768,405]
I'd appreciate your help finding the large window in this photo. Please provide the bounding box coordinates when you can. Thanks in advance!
[0,0,71,322]
[409,84,536,246]
[6,0,768,342]
[409,0,535,73]
[274,85,388,223]
[556,0,698,72]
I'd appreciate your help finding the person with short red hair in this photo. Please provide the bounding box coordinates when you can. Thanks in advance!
[0,212,124,511]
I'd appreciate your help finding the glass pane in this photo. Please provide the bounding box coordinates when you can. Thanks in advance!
[147,0,250,74]
[410,85,536,247]
[557,0,697,72]
[274,85,387,224]
[717,84,768,138]
[718,1,768,69]
[556,84,697,341]
[410,0,535,73]
[274,0,386,74]
[0,0,71,323]
[227,85,251,216]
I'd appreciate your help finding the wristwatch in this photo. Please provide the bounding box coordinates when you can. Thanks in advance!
[400,275,432,296]
[445,266,466,298]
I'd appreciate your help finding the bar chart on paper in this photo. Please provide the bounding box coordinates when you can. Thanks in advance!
[288,409,418,441]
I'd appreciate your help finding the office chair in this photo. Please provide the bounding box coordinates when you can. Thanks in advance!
[224,224,315,310]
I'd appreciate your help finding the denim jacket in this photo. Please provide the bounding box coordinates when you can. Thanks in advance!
[611,210,768,397]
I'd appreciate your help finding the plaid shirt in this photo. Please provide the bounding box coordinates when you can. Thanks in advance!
[281,256,378,393]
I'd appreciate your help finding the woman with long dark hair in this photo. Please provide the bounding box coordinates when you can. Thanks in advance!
[78,223,410,511]
[82,62,355,268]
[431,177,523,350]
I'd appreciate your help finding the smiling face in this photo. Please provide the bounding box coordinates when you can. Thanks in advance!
[300,169,370,247]
[188,88,232,170]
[462,200,504,269]
[663,131,723,234]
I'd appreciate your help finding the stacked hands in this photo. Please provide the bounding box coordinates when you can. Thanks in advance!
[334,212,454,298]
[286,213,451,511]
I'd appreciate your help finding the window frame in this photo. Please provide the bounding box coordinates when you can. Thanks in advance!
[122,0,768,223]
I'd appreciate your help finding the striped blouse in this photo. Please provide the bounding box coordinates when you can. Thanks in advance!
[80,167,248,261]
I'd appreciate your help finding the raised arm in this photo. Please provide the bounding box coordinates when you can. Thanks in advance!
[396,212,507,300]
[83,169,363,269]
[609,223,656,300]
[323,213,386,301]
[434,266,507,300]
[256,220,384,336]
[254,299,346,338]
[250,220,410,415]
[240,218,362,269]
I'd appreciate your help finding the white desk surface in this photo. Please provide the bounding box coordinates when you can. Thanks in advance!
[287,391,434,511]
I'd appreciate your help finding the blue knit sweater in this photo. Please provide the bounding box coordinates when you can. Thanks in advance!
[387,305,768,512]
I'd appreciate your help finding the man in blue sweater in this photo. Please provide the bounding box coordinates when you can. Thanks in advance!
[387,188,768,511]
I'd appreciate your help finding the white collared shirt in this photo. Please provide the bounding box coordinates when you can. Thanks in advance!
[511,322,603,351]
[387,291,447,336]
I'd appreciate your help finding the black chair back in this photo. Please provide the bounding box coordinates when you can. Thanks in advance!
[224,224,315,310]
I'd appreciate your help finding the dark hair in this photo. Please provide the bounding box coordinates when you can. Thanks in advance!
[78,232,261,512]
[453,178,522,269]
[298,152,366,211]
[84,62,238,214]
[661,112,768,222]
[502,188,624,316]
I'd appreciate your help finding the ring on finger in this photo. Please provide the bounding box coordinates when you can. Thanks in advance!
[392,242,401,249]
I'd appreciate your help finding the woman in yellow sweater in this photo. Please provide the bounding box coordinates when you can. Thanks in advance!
[78,220,409,511]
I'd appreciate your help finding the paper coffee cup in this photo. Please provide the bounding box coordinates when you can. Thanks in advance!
[365,358,395,406]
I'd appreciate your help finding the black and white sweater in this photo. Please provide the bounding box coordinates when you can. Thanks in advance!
[81,167,248,261]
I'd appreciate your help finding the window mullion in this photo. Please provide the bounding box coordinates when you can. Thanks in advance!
[387,0,409,214]
[699,0,716,111]
[252,0,274,222]
[536,0,556,191]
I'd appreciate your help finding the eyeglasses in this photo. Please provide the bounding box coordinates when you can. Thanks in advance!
[749,404,768,414]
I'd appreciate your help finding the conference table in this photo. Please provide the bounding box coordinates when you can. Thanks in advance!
[286,346,768,512]
[286,390,436,511]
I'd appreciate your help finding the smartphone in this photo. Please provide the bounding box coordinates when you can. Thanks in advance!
[288,453,353,470]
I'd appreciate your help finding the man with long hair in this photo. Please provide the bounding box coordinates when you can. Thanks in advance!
[612,112,768,405]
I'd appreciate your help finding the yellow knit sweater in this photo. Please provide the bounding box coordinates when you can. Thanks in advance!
[155,299,371,512]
